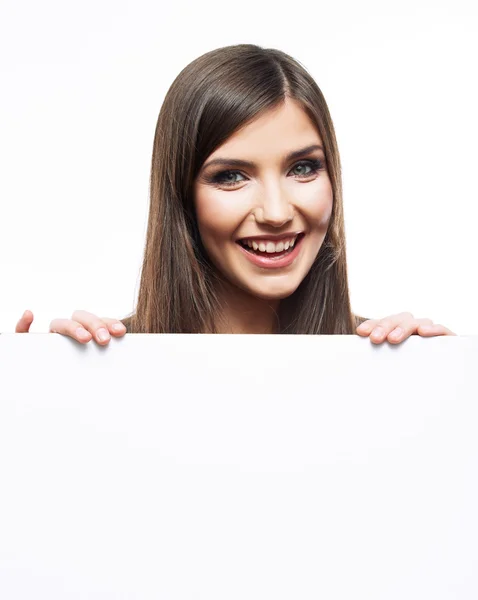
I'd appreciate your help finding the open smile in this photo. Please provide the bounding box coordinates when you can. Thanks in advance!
[236,233,305,269]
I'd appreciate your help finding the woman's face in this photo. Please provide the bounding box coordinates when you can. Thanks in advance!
[193,98,333,301]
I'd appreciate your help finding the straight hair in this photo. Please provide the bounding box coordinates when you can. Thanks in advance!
[121,44,368,334]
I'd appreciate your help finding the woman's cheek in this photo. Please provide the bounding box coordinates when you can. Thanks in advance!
[304,181,333,228]
[196,191,250,242]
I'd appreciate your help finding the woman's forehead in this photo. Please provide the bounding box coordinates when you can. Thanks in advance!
[205,106,323,166]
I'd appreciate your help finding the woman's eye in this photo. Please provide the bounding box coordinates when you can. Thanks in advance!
[209,158,324,188]
[290,159,324,178]
[211,170,245,187]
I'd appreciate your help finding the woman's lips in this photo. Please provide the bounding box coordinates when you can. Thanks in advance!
[236,234,304,269]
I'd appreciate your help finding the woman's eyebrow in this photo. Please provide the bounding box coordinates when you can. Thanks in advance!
[202,144,324,170]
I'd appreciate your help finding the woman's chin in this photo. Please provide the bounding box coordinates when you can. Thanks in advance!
[241,281,300,302]
[215,267,303,302]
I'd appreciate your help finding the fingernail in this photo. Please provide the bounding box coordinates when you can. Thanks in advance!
[112,323,126,333]
[372,327,384,337]
[390,327,403,339]
[76,327,90,340]
[97,328,110,342]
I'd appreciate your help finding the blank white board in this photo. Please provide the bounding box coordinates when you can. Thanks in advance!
[1,333,478,599]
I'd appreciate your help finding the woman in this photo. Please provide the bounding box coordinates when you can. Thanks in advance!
[15,44,455,344]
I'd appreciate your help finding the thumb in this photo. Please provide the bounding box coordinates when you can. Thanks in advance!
[15,310,34,333]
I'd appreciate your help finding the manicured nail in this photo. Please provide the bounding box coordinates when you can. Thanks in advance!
[390,327,403,339]
[97,328,110,342]
[112,323,126,333]
[372,327,384,337]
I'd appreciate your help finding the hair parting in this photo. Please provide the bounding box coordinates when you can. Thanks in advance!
[120,44,367,334]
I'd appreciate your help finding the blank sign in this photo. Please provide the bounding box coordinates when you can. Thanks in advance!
[1,333,477,599]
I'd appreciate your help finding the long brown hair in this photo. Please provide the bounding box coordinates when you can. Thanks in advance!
[121,44,367,334]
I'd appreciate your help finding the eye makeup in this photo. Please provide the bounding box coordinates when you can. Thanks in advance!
[205,158,325,189]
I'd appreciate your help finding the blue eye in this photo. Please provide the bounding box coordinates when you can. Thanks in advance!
[213,171,246,186]
[290,159,324,177]
[209,158,325,189]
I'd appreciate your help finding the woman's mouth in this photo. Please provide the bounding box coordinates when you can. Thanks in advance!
[236,233,305,269]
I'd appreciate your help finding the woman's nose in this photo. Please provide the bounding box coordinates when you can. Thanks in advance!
[254,189,294,227]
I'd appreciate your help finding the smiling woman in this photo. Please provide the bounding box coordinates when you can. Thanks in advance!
[15,44,455,342]
[193,100,335,334]
[125,44,357,335]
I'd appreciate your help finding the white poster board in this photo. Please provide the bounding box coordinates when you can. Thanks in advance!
[1,333,478,599]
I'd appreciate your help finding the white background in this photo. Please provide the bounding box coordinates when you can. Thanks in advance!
[1,0,477,333]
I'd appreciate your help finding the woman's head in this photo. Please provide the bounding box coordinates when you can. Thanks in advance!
[125,44,357,334]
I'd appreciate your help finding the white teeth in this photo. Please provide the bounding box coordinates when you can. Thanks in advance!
[241,235,299,253]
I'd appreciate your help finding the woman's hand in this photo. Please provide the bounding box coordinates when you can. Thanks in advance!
[15,309,127,345]
[356,311,456,344]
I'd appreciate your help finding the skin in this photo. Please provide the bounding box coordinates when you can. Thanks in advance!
[193,98,333,333]
[14,99,456,342]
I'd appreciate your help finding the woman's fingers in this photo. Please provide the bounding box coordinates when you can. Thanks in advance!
[15,310,34,333]
[386,318,434,344]
[70,310,126,344]
[49,310,126,345]
[357,312,414,337]
[417,323,457,336]
[14,308,125,345]
[49,318,93,343]
[356,315,405,342]
[356,313,455,344]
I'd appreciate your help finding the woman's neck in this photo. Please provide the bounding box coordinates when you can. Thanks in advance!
[213,280,280,334]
